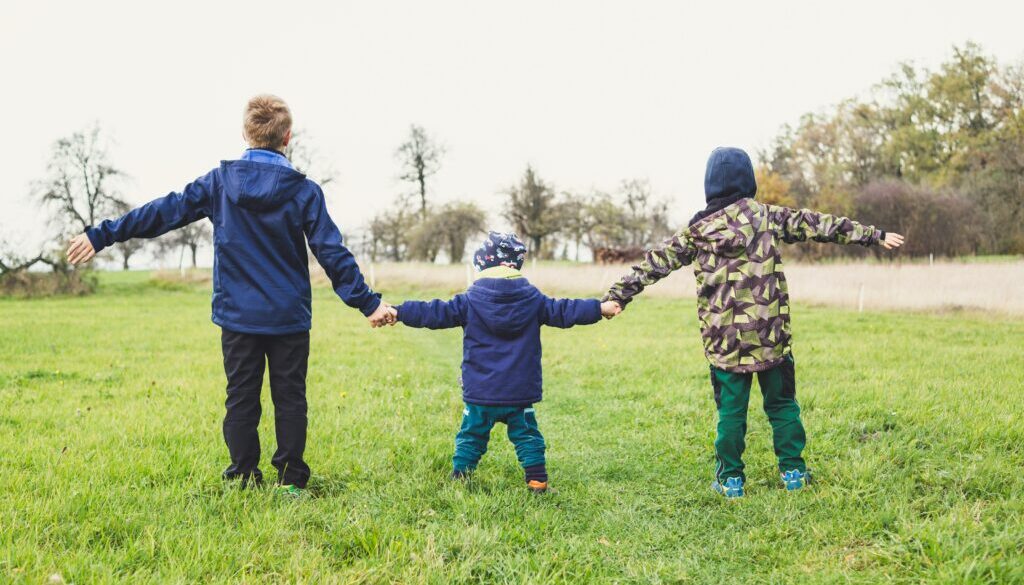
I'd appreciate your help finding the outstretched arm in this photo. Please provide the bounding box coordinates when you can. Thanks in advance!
[603,229,697,310]
[304,188,383,319]
[67,171,215,264]
[396,295,468,329]
[768,205,885,247]
[540,296,602,328]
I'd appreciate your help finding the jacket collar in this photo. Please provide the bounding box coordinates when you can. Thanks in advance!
[240,148,294,169]
[475,266,524,281]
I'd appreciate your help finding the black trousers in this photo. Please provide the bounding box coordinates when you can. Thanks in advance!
[221,329,311,488]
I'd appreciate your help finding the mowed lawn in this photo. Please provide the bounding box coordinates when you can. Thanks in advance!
[1,271,1023,584]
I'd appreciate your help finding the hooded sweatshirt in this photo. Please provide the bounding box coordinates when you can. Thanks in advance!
[396,272,601,406]
[605,148,884,373]
[85,150,380,334]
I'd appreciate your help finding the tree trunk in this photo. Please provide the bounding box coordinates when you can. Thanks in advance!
[418,171,427,220]
[190,244,198,268]
[122,255,130,271]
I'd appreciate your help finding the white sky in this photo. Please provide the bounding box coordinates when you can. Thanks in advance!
[2,0,1022,265]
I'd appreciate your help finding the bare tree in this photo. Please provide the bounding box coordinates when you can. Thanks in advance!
[620,179,672,248]
[0,240,57,276]
[108,201,146,270]
[155,222,211,269]
[396,125,444,220]
[502,166,564,259]
[283,129,337,186]
[368,202,416,261]
[36,124,126,235]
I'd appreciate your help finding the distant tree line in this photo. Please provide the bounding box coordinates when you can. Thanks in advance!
[759,42,1024,257]
[6,41,1018,293]
[365,126,673,264]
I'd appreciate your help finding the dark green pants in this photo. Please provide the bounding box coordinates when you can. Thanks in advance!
[453,403,545,472]
[711,355,806,482]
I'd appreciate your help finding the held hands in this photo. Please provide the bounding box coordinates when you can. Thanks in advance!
[601,300,622,320]
[66,233,96,265]
[880,232,905,250]
[368,302,398,328]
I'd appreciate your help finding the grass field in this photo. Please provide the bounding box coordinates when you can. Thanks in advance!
[2,271,1023,584]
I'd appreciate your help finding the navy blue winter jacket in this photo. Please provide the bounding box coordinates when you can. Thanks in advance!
[86,156,380,334]
[396,277,602,406]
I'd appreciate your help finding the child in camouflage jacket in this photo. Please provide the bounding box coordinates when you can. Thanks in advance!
[604,147,904,497]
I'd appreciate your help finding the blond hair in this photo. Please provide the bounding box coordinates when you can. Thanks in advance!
[243,94,292,150]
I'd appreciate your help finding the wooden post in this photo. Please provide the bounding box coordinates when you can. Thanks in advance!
[857,283,865,313]
[929,253,934,267]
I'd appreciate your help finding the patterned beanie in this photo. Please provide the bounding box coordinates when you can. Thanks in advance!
[473,231,527,271]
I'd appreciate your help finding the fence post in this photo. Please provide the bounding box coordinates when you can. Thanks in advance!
[857,283,865,313]
[929,253,934,267]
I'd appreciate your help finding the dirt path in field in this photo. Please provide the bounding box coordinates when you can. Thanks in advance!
[326,260,1024,315]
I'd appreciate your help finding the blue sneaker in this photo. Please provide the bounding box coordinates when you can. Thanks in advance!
[781,469,810,491]
[711,476,744,498]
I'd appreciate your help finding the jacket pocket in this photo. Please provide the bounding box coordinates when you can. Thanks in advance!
[780,356,796,399]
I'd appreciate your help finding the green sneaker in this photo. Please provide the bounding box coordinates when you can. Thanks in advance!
[274,484,307,499]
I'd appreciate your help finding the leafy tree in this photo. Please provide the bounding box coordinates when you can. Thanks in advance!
[754,166,796,207]
[435,201,487,263]
[502,166,563,259]
[764,42,1024,255]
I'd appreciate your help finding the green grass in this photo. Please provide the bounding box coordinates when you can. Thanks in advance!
[1,272,1023,584]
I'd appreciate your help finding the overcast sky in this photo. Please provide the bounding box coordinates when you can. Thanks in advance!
[2,0,1022,264]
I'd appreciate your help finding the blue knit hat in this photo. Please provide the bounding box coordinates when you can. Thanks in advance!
[473,231,527,271]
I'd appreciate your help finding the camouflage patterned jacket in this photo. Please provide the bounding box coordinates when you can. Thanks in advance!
[604,198,883,373]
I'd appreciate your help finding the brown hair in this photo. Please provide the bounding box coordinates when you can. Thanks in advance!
[243,94,292,150]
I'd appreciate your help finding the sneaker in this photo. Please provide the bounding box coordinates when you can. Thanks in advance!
[781,469,810,491]
[711,476,744,498]
[274,484,307,499]
[527,480,548,494]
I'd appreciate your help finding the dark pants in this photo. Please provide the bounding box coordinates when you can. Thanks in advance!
[711,355,806,483]
[221,329,311,488]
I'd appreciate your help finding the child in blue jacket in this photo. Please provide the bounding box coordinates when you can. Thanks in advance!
[392,232,619,492]
[66,95,395,496]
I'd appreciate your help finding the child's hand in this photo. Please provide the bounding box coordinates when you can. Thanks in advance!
[368,302,398,328]
[66,233,96,265]
[601,300,622,320]
[880,232,905,250]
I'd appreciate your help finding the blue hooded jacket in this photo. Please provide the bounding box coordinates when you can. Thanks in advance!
[396,277,601,406]
[85,151,380,334]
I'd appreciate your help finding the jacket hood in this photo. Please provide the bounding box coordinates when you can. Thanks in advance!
[704,147,757,203]
[221,160,308,211]
[466,278,542,338]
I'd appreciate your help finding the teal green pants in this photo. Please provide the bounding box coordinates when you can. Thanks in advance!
[453,403,545,472]
[711,355,806,482]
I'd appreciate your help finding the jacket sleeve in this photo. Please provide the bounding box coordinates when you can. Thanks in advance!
[540,296,602,328]
[303,188,381,317]
[768,205,882,246]
[603,229,697,309]
[396,295,468,329]
[85,170,214,253]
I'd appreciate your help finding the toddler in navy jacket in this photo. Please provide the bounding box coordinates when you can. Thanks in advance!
[393,232,619,492]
